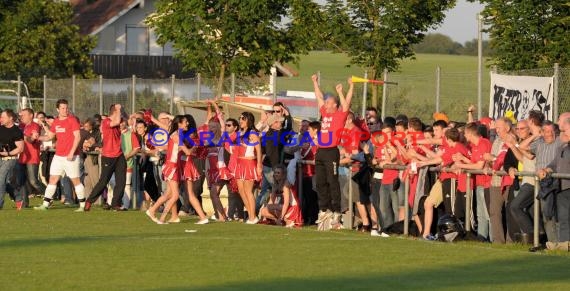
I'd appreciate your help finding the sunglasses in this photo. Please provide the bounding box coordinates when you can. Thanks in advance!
[274,110,282,113]
[239,116,246,120]
[225,123,233,127]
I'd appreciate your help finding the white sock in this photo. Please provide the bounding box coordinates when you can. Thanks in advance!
[74,184,85,200]
[43,184,57,206]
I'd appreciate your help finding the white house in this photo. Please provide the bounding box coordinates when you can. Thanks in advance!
[71,0,172,56]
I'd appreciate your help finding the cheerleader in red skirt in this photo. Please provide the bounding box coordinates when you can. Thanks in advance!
[145,115,187,224]
[181,115,209,225]
[235,112,262,224]
[222,118,242,220]
[260,164,302,227]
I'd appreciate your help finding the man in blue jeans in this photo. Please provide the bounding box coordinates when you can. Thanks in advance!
[0,109,24,209]
[14,108,45,209]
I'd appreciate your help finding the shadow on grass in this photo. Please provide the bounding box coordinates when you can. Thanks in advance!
[150,255,570,290]
[0,233,174,248]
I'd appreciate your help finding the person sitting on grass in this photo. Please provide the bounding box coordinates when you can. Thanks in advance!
[259,164,301,227]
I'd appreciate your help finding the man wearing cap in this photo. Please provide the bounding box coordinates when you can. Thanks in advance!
[84,104,128,211]
[311,75,353,230]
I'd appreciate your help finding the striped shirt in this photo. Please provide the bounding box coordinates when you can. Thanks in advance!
[535,137,564,169]
[546,143,570,191]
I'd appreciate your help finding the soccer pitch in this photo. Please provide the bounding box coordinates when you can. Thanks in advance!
[1,202,569,290]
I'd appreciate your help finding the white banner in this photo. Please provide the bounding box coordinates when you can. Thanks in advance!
[489,72,554,121]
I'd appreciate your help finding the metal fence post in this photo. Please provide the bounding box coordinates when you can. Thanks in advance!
[197,73,201,101]
[477,13,483,120]
[99,75,103,115]
[316,71,321,120]
[271,67,277,104]
[533,176,540,248]
[131,75,136,114]
[436,66,441,113]
[362,70,368,117]
[404,176,410,236]
[345,173,353,230]
[231,73,236,103]
[465,173,472,232]
[170,74,175,113]
[17,75,21,110]
[553,63,559,121]
[381,69,388,121]
[71,75,76,113]
[43,75,47,113]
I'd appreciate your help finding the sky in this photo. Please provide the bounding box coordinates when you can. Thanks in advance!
[429,0,487,44]
[314,0,487,44]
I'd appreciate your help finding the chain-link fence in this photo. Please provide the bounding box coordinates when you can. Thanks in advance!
[35,64,568,123]
[43,77,202,120]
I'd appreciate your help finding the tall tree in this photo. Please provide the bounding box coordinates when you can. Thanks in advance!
[147,0,322,98]
[0,0,95,97]
[475,0,570,70]
[322,0,456,107]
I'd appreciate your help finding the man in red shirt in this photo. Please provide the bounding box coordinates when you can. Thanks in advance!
[416,128,468,240]
[15,108,45,209]
[453,122,492,240]
[311,74,353,230]
[34,99,86,211]
[85,104,127,211]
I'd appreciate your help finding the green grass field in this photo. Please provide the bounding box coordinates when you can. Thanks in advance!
[1,200,569,291]
[277,51,491,121]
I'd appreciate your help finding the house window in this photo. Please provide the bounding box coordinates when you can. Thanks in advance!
[126,25,149,55]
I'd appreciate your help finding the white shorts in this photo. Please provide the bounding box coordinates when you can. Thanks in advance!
[49,155,81,179]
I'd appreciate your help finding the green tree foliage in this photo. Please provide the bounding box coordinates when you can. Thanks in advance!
[460,38,493,56]
[412,33,493,56]
[413,33,463,55]
[474,0,570,70]
[0,0,95,97]
[322,0,456,106]
[147,0,322,98]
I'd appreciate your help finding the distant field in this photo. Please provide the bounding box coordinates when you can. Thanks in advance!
[277,51,491,121]
[1,200,569,290]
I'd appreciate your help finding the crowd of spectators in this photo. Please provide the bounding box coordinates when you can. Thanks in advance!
[1,77,569,251]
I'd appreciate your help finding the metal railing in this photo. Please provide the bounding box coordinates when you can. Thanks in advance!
[73,150,570,247]
[294,160,570,247]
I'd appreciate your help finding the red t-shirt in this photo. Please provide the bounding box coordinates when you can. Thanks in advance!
[341,126,362,154]
[374,144,399,185]
[129,132,141,150]
[101,118,122,158]
[319,106,349,148]
[470,137,492,188]
[440,142,469,182]
[341,126,362,172]
[52,116,80,156]
[19,122,41,164]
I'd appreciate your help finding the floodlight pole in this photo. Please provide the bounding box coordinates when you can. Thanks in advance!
[477,13,483,119]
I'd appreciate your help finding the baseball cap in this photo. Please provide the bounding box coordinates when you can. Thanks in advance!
[433,112,449,124]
